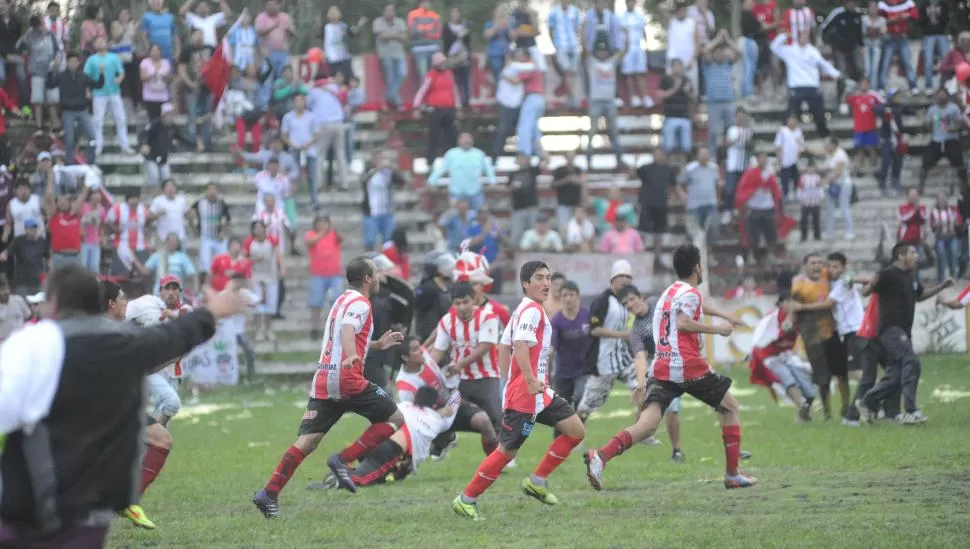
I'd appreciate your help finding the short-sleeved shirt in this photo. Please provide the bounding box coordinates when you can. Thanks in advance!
[588,56,619,101]
[208,253,252,291]
[927,102,962,143]
[83,53,124,97]
[587,289,633,376]
[433,308,500,379]
[178,44,212,82]
[141,11,176,58]
[650,281,708,382]
[501,297,554,413]
[311,289,375,400]
[373,16,407,59]
[637,162,677,210]
[828,277,864,336]
[552,165,583,207]
[660,75,692,119]
[149,194,188,241]
[702,60,735,102]
[550,308,592,380]
[399,400,454,468]
[791,272,834,344]
[186,12,226,48]
[678,161,719,210]
[508,166,540,211]
[629,305,657,357]
[144,251,196,295]
[306,230,342,277]
[774,126,804,168]
[281,110,320,157]
[873,265,923,336]
[255,11,292,52]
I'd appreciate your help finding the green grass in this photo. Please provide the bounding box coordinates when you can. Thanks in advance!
[107,356,970,549]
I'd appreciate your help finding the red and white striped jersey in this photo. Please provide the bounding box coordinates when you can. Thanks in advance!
[395,348,458,402]
[310,289,374,399]
[433,308,500,379]
[105,202,149,251]
[500,297,554,414]
[955,285,970,308]
[481,297,511,328]
[649,281,710,382]
[252,206,290,252]
[781,6,815,39]
[929,206,962,236]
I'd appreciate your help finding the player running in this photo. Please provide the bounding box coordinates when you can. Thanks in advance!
[253,257,405,518]
[452,260,586,521]
[585,244,757,491]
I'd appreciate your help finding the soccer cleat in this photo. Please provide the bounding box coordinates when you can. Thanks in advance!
[639,436,662,446]
[521,477,559,505]
[724,471,758,490]
[900,410,928,425]
[252,490,279,519]
[797,402,812,423]
[503,458,518,470]
[671,450,685,463]
[841,418,861,427]
[306,472,339,491]
[584,450,605,491]
[327,454,358,494]
[452,495,485,521]
[740,450,753,460]
[122,505,156,530]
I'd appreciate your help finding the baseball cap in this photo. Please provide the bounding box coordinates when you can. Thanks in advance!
[26,291,45,304]
[159,275,182,289]
[37,151,52,162]
[24,219,39,229]
[161,102,175,115]
[610,259,633,280]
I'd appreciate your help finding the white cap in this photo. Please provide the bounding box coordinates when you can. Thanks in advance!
[26,292,45,304]
[610,259,633,280]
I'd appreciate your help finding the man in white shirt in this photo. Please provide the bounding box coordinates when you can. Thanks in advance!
[252,157,291,215]
[519,215,565,252]
[179,0,231,49]
[307,79,348,189]
[773,114,805,199]
[665,2,700,92]
[770,31,842,138]
[149,179,189,242]
[826,252,871,425]
[491,49,534,159]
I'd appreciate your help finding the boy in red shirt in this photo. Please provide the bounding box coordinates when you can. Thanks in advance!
[844,77,883,171]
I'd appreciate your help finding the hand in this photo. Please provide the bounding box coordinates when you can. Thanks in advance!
[0,251,7,262]
[376,330,405,350]
[203,284,251,320]
[278,265,287,278]
[161,309,179,320]
[444,363,460,377]
[728,316,746,328]
[341,355,361,369]
[412,110,421,120]
[440,404,455,416]
[943,277,955,288]
[631,384,646,407]
[98,62,105,72]
[714,323,734,337]
[140,145,150,156]
[526,377,546,395]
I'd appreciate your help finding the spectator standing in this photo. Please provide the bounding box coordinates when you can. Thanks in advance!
[232,62,268,153]
[140,0,178,61]
[361,151,406,250]
[490,47,533,159]
[658,58,696,156]
[796,160,824,241]
[734,152,782,262]
[774,113,804,198]
[844,77,883,172]
[677,148,721,246]
[780,0,815,39]
[483,7,513,90]
[136,234,198,295]
[228,9,258,71]
[252,157,290,215]
[2,218,48,295]
[752,0,780,96]
[896,187,925,245]
[105,191,150,276]
[599,208,644,254]
[876,88,905,195]
[548,0,582,108]
[407,0,442,84]
[180,0,231,50]
[443,8,472,108]
[43,181,85,269]
[79,190,104,272]
[919,89,966,193]
[0,278,29,341]
[50,51,101,165]
[820,0,864,98]
[0,0,26,107]
[636,149,677,261]
[930,191,962,281]
[428,132,495,209]
[591,185,636,233]
[305,214,343,339]
[140,103,176,190]
[938,31,970,84]
[270,65,307,120]
[255,0,294,79]
[413,52,460,163]
[665,2,700,93]
[582,0,623,102]
[520,214,564,252]
[84,37,132,156]
[190,183,230,282]
[877,0,918,92]
[78,5,106,56]
[44,2,69,69]
[566,206,596,251]
[618,0,648,108]
[280,93,321,208]
[587,40,626,165]
[552,150,586,229]
[701,30,740,155]
[687,0,717,46]
[724,109,754,221]
[320,6,365,81]
[740,0,765,101]
[245,219,284,342]
[770,31,841,139]
[511,0,545,71]
[550,280,592,411]
[30,152,85,196]
[439,198,476,251]
[110,10,140,110]
[508,154,546,245]
[19,15,60,131]
[919,0,949,94]
[861,1,886,87]
[307,78,348,189]
[140,44,173,121]
[3,179,44,243]
[373,4,408,109]
[516,61,547,159]
[822,137,855,240]
[149,179,189,244]
[251,194,290,308]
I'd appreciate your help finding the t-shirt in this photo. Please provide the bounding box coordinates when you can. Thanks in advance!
[873,264,923,336]
[501,297,554,413]
[141,11,176,57]
[927,102,962,143]
[791,272,834,344]
[0,295,30,341]
[550,308,592,379]
[80,203,104,245]
[650,281,709,382]
[178,44,212,82]
[520,229,564,252]
[660,75,691,119]
[140,58,172,103]
[311,289,375,399]
[629,305,657,357]
[398,401,454,469]
[83,52,124,97]
[305,230,342,277]
[281,110,319,157]
[829,277,864,336]
[245,236,279,282]
[678,161,719,211]
[149,195,188,241]
[433,308,500,379]
[508,166,540,210]
[566,218,595,247]
[373,16,407,59]
[773,126,804,168]
[49,211,81,252]
[846,92,882,133]
[144,251,196,295]
[209,253,253,291]
[186,12,226,48]
[587,289,633,375]
[725,126,754,173]
[495,61,530,109]
[666,16,697,63]
[552,165,583,207]
[599,228,644,254]
[588,56,619,101]
[637,162,677,209]
[465,221,501,263]
[255,11,292,52]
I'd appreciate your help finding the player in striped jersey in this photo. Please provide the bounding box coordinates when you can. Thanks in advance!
[253,258,405,518]
[585,244,757,491]
[453,261,586,521]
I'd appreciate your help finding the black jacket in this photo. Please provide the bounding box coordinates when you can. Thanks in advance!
[414,277,451,341]
[139,120,175,164]
[47,68,104,111]
[0,312,216,534]
[820,6,863,52]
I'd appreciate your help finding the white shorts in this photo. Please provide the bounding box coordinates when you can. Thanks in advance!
[555,50,579,72]
[30,76,59,104]
[622,49,647,75]
[528,46,548,72]
[253,279,279,315]
[576,367,638,416]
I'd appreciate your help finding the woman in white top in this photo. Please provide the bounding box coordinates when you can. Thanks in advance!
[245,220,284,342]
[822,137,854,240]
[5,180,45,239]
[140,44,173,120]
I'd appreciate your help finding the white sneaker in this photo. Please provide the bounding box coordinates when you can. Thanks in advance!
[614,98,625,108]
[503,458,518,470]
[120,146,136,155]
[641,96,655,109]
[639,436,662,446]
[900,410,928,425]
[630,96,643,108]
[844,233,856,240]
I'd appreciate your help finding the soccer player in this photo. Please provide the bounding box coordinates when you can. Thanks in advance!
[452,260,586,521]
[430,282,503,430]
[253,257,405,518]
[585,244,757,491]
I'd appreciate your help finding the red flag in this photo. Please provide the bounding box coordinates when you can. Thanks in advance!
[202,39,231,106]
[734,167,796,248]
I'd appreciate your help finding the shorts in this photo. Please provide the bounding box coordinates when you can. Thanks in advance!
[253,279,279,315]
[451,400,485,432]
[351,438,405,486]
[844,332,866,372]
[853,131,878,149]
[639,207,668,235]
[641,373,733,415]
[621,48,647,75]
[826,332,864,379]
[30,76,58,104]
[297,384,398,436]
[498,395,575,451]
[308,275,343,309]
[555,50,579,72]
[805,340,832,386]
[577,369,638,417]
[923,139,964,169]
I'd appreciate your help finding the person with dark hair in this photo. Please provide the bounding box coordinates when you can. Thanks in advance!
[382,226,410,279]
[47,50,101,165]
[919,88,967,194]
[751,292,816,422]
[542,272,566,317]
[787,252,836,418]
[550,280,591,428]
[859,242,952,425]
[826,252,871,424]
[209,237,252,291]
[585,244,756,492]
[0,263,247,547]
[20,12,60,131]
[415,251,455,341]
[253,257,405,517]
[453,259,586,521]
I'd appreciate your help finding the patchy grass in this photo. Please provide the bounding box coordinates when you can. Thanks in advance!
[108,356,970,548]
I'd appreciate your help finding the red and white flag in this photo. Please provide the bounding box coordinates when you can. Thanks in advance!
[202,13,245,127]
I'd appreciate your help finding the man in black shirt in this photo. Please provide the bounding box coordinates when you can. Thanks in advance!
[48,51,103,166]
[1,218,48,295]
[860,242,951,425]
[657,59,695,159]
[508,153,545,246]
[636,149,677,264]
[0,0,26,108]
[552,150,585,230]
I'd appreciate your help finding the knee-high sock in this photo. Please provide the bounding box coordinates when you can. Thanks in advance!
[338,422,396,463]
[264,446,306,498]
[463,450,512,500]
[139,444,170,495]
[598,430,633,462]
[722,425,741,474]
[534,435,583,480]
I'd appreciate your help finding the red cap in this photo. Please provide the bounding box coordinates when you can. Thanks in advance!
[159,275,182,289]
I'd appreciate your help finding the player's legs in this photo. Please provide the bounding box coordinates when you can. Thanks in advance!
[459,377,503,429]
[124,416,171,530]
[585,400,665,491]
[350,439,406,487]
[711,389,756,489]
[330,384,404,493]
[524,400,585,504]
[806,342,833,419]
[147,372,181,427]
[666,398,683,461]
[451,401,499,456]
[576,373,617,421]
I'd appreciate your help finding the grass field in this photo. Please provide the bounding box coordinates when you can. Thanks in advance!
[107,356,970,549]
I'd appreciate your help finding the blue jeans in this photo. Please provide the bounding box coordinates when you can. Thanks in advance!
[304,155,320,209]
[380,56,406,107]
[185,88,212,149]
[825,183,854,237]
[81,243,101,273]
[662,117,692,153]
[922,35,949,89]
[450,191,485,210]
[345,120,356,163]
[688,204,719,241]
[0,61,28,107]
[62,109,96,165]
[935,235,961,281]
[768,357,817,400]
[877,141,903,192]
[864,42,882,86]
[363,213,396,250]
[488,55,505,89]
[740,37,759,98]
[267,50,290,80]
[880,35,916,90]
[147,372,181,419]
[412,50,434,85]
[308,275,344,309]
[517,94,546,157]
[52,252,79,269]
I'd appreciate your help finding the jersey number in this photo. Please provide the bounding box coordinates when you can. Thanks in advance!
[657,311,672,348]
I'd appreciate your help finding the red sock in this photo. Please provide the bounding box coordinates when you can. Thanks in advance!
[463,450,512,499]
[338,422,396,463]
[234,118,246,150]
[481,435,499,456]
[250,122,262,152]
[722,424,741,474]
[139,444,170,495]
[534,435,583,479]
[264,446,306,498]
[598,430,633,462]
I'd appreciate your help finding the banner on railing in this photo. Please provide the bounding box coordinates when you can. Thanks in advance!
[182,321,240,386]
[516,252,656,293]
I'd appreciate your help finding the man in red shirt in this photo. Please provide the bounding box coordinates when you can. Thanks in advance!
[253,257,404,518]
[452,260,586,521]
[413,52,459,162]
[44,187,86,269]
[896,188,925,245]
[209,237,252,291]
[844,77,883,171]
[877,0,918,91]
[305,214,343,341]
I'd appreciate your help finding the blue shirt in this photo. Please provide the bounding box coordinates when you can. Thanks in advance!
[465,220,501,263]
[428,147,496,196]
[439,210,477,251]
[307,86,344,124]
[144,251,196,295]
[141,11,176,58]
[548,4,581,52]
[702,60,735,102]
[483,21,511,58]
[83,53,124,97]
